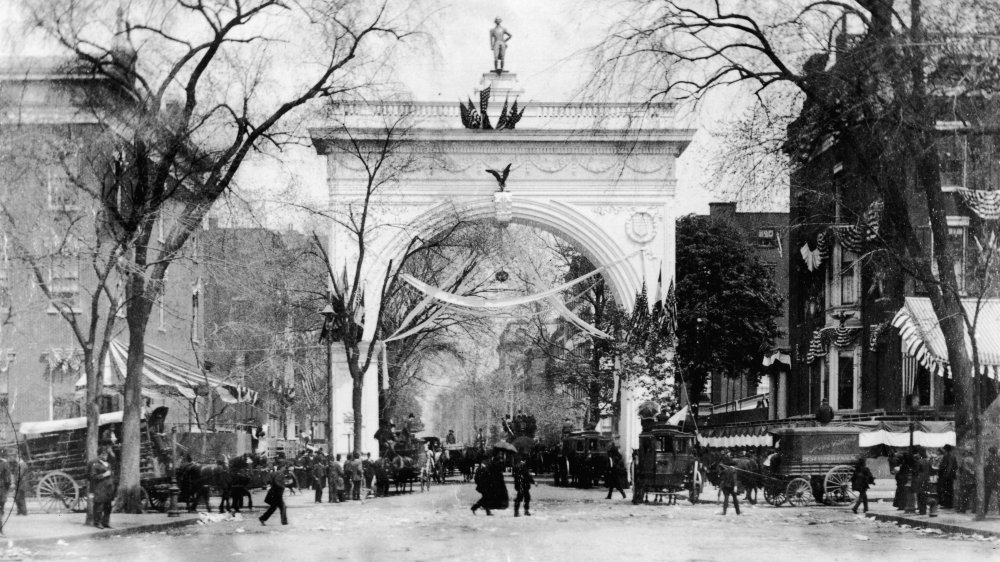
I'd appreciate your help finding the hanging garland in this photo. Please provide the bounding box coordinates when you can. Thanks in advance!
[868,321,891,352]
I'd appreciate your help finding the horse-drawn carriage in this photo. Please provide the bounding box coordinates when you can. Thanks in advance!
[562,429,613,487]
[633,420,702,504]
[760,426,862,507]
[14,407,172,513]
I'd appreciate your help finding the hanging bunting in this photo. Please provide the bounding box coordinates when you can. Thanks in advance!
[957,188,1000,220]
[869,321,891,352]
[800,243,822,271]
[816,230,833,261]
[806,326,863,363]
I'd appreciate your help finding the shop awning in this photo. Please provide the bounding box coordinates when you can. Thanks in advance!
[892,297,1000,379]
[20,410,126,435]
[74,340,258,404]
[696,425,775,448]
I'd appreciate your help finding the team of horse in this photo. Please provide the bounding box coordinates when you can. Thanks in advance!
[176,454,271,513]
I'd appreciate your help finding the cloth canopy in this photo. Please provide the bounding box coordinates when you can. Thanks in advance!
[859,429,955,448]
[892,297,1000,379]
[20,410,129,435]
[74,340,258,404]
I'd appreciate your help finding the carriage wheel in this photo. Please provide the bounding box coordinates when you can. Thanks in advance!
[785,478,811,507]
[824,465,857,504]
[763,485,786,506]
[36,471,79,514]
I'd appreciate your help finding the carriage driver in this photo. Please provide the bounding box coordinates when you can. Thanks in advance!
[87,445,115,529]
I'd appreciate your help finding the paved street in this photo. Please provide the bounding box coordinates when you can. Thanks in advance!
[14,477,999,562]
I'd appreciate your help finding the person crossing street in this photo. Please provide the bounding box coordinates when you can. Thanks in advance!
[513,455,534,517]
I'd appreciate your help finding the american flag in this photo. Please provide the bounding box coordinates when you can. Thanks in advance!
[496,96,510,129]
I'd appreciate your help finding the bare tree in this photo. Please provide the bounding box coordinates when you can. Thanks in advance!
[24,0,427,511]
[593,0,1000,519]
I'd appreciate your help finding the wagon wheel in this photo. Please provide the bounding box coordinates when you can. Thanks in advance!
[36,471,79,514]
[824,465,857,504]
[70,488,90,513]
[785,477,812,507]
[763,485,786,506]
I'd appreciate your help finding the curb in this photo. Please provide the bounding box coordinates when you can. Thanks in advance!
[7,517,201,549]
[866,512,1000,539]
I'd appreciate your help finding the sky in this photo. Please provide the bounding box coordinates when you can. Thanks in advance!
[0,0,786,223]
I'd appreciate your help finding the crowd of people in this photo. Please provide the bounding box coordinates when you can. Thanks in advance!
[885,444,1000,516]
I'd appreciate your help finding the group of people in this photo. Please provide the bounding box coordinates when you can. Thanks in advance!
[886,444,1000,516]
[470,451,534,517]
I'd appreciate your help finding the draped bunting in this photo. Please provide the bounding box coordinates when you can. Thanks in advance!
[868,321,891,352]
[957,188,1000,220]
[400,250,638,310]
[805,326,863,364]
[800,199,884,268]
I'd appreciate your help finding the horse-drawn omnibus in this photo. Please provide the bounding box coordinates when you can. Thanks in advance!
[761,426,862,507]
[562,429,613,487]
[633,420,702,504]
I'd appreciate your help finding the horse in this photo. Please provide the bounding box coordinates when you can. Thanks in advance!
[177,460,234,513]
[702,450,763,505]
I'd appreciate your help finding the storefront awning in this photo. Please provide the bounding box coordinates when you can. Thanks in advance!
[892,297,1000,379]
[74,340,258,404]
[696,425,775,448]
[856,420,956,448]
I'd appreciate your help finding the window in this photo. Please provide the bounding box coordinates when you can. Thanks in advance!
[46,168,79,211]
[949,226,967,294]
[756,228,776,247]
[942,376,955,406]
[840,252,857,305]
[657,437,673,453]
[48,258,80,313]
[938,135,967,189]
[838,354,855,410]
[916,364,932,406]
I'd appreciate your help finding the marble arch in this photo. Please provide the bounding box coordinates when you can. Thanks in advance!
[310,72,694,456]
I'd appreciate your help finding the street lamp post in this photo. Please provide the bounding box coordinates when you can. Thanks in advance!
[903,393,919,514]
[167,426,180,517]
[321,304,336,459]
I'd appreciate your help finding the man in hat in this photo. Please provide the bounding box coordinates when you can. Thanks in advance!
[719,458,741,516]
[937,444,957,509]
[956,449,977,513]
[445,429,457,445]
[489,17,512,74]
[87,445,115,529]
[512,454,534,517]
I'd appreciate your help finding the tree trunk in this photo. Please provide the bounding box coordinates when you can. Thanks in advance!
[84,351,99,525]
[352,372,364,454]
[118,302,149,513]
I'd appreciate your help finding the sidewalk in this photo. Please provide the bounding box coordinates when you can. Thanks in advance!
[0,508,200,548]
[864,501,1000,538]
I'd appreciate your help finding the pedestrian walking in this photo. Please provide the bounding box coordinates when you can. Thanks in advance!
[342,454,354,501]
[13,452,29,516]
[937,444,958,509]
[513,455,534,517]
[984,446,1000,514]
[87,445,115,529]
[956,449,976,513]
[312,457,327,503]
[605,445,627,500]
[349,452,364,500]
[260,466,290,525]
[719,459,740,516]
[328,454,345,503]
[850,457,875,514]
[891,452,911,510]
[471,452,509,516]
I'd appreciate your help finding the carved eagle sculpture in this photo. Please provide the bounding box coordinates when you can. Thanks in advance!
[485,163,512,192]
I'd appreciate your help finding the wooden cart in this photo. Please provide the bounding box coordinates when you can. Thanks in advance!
[763,426,862,507]
[15,408,170,513]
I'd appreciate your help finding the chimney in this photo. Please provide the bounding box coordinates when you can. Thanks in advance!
[708,202,737,223]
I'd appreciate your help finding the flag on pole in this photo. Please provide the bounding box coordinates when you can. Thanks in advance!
[663,278,678,339]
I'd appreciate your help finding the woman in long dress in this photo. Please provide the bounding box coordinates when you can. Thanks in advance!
[471,452,509,515]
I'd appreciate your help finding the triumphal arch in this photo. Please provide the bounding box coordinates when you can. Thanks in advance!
[310,68,693,456]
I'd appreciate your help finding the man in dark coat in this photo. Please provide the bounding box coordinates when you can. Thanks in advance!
[0,450,11,530]
[605,445,627,500]
[937,444,958,509]
[87,446,115,529]
[553,443,568,487]
[851,458,875,513]
[513,456,534,517]
[471,452,509,515]
[956,449,977,513]
[327,454,345,503]
[311,455,327,503]
[13,452,29,516]
[913,447,932,515]
[719,458,741,515]
[259,466,290,525]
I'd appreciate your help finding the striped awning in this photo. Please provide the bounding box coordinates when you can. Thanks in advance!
[696,426,775,449]
[74,340,258,404]
[892,297,1000,379]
